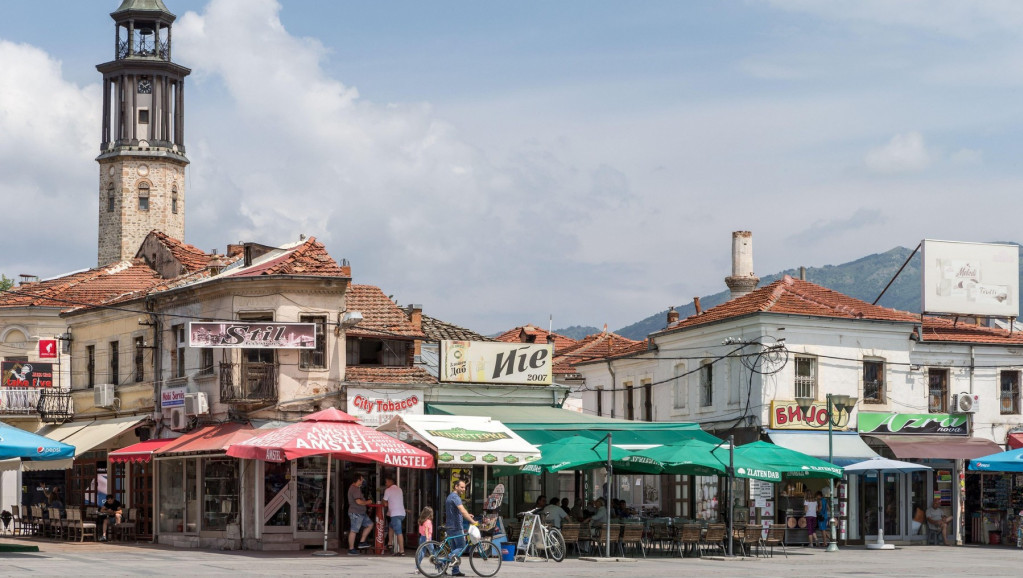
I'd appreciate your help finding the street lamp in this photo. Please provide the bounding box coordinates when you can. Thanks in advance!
[795,393,857,553]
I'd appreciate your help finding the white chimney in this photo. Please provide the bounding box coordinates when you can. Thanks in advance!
[725,231,759,300]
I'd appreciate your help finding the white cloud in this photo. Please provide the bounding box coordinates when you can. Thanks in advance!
[950,148,983,165]
[864,131,931,174]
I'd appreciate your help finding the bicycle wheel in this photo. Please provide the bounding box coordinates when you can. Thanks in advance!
[548,528,566,562]
[415,540,450,578]
[469,540,502,577]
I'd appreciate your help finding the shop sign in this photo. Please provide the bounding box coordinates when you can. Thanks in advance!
[161,386,187,408]
[346,388,423,427]
[1,362,54,388]
[188,322,316,349]
[770,400,850,430]
[440,340,552,385]
[38,339,57,359]
[857,412,968,436]
[425,427,512,443]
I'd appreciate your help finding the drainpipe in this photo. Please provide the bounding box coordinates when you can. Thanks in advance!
[147,296,162,434]
[605,360,616,419]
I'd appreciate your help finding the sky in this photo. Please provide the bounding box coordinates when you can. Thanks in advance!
[2,0,1023,335]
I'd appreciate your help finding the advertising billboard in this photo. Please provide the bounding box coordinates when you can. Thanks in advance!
[347,388,424,427]
[1,361,54,388]
[440,340,553,385]
[188,322,316,349]
[921,240,1019,317]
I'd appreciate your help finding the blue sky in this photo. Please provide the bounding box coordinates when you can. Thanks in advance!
[2,1,1022,334]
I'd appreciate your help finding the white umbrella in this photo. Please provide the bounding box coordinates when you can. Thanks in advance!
[843,457,931,550]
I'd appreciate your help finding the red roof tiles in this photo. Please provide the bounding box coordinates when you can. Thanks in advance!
[145,231,212,273]
[917,317,1023,344]
[554,330,645,373]
[346,285,426,338]
[494,325,577,350]
[229,238,350,278]
[344,366,438,384]
[0,260,165,312]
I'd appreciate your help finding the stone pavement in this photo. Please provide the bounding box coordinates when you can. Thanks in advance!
[2,537,1023,577]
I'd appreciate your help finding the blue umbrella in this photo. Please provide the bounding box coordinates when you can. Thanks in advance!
[0,422,75,461]
[968,447,1023,472]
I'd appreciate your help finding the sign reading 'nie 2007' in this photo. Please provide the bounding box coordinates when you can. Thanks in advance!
[189,322,317,349]
[440,341,553,385]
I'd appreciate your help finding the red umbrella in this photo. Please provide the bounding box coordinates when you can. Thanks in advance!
[226,407,433,556]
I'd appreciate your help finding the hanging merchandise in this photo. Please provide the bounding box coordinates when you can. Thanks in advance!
[839,519,847,540]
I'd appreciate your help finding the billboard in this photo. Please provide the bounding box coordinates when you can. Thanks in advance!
[770,400,850,430]
[1,361,54,388]
[440,341,553,385]
[921,240,1019,317]
[188,322,316,349]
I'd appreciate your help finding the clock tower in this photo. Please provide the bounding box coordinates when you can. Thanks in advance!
[96,0,190,266]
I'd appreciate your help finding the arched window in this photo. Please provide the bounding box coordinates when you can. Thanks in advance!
[107,184,115,212]
[171,185,178,214]
[138,182,150,211]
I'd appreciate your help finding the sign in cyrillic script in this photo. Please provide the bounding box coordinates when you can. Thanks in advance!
[440,341,552,385]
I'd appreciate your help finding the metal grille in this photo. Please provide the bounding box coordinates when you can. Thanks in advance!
[37,389,74,423]
[220,362,278,402]
[794,357,816,399]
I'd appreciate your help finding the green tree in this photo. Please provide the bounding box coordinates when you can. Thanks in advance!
[0,274,13,292]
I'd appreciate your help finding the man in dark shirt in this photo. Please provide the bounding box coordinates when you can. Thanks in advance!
[347,474,374,556]
[445,479,476,577]
[98,495,122,541]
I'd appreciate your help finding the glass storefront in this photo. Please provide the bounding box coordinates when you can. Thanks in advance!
[159,457,235,535]
[203,458,240,531]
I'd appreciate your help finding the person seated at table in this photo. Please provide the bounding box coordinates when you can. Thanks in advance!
[98,495,122,542]
[570,498,585,521]
[542,498,569,529]
[584,498,607,526]
[530,495,547,515]
[926,498,952,545]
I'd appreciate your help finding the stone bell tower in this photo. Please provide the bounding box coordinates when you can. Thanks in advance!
[96,0,190,266]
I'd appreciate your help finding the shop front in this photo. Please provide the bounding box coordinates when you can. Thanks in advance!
[858,411,1002,545]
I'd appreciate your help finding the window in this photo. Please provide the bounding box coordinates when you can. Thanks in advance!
[199,348,214,376]
[172,325,186,378]
[700,362,713,407]
[107,185,115,212]
[171,186,178,214]
[109,340,119,385]
[1000,371,1020,415]
[673,363,687,409]
[138,182,150,211]
[346,337,408,366]
[299,315,327,369]
[928,368,949,413]
[138,109,150,124]
[863,360,885,403]
[625,381,635,420]
[596,386,603,417]
[794,356,817,399]
[86,345,96,388]
[642,379,653,422]
[134,336,145,382]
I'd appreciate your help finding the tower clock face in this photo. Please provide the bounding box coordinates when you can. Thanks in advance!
[138,78,152,94]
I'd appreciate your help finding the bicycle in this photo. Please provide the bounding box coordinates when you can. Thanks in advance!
[518,511,566,562]
[415,523,502,577]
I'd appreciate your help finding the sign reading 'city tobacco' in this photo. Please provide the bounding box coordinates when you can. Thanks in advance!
[189,322,316,349]
[857,412,968,436]
[440,340,553,385]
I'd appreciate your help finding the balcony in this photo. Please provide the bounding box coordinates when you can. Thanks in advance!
[219,362,278,403]
[0,388,42,415]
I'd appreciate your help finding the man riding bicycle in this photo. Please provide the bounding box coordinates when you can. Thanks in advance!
[445,479,476,577]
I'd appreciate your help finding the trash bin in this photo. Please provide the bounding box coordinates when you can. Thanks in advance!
[501,544,516,561]
[990,532,1001,545]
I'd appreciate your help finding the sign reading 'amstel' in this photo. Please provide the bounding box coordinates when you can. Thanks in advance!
[440,341,553,385]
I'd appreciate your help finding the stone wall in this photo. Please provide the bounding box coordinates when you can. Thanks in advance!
[98,156,186,265]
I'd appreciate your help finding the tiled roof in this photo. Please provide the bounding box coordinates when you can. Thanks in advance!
[419,315,494,342]
[228,238,350,278]
[554,330,645,373]
[917,317,1023,344]
[0,260,164,312]
[146,230,211,273]
[346,285,426,338]
[344,366,438,384]
[661,275,920,333]
[494,325,577,349]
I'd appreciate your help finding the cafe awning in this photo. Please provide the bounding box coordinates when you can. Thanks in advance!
[379,414,540,467]
[866,435,1002,460]
[108,438,176,463]
[427,404,720,446]
[155,422,256,457]
[38,414,147,457]
[765,429,881,467]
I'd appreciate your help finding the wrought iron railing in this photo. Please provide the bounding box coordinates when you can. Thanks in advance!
[219,362,278,402]
[37,389,74,423]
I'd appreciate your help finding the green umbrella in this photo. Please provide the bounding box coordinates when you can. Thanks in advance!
[626,439,783,482]
[732,441,843,479]
[520,435,663,475]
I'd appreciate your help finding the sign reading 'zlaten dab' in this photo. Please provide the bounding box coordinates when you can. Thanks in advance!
[188,322,317,349]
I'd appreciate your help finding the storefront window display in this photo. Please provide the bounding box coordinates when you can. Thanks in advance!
[159,459,186,533]
[296,456,335,533]
[202,458,239,531]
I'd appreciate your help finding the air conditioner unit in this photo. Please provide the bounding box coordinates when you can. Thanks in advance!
[94,383,116,408]
[955,392,980,414]
[168,407,188,431]
[185,392,209,416]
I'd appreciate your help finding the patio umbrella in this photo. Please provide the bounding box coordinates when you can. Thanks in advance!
[227,408,434,555]
[0,422,75,460]
[523,435,663,474]
[968,447,1023,472]
[732,441,843,479]
[625,439,784,482]
[843,457,931,550]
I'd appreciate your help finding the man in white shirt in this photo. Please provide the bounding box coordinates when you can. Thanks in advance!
[926,497,951,545]
[382,475,406,556]
[542,497,569,529]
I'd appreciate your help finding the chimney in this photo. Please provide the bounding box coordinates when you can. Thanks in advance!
[406,304,423,357]
[724,231,760,301]
[207,254,225,276]
[799,266,806,281]
[694,297,702,315]
[667,306,679,326]
[226,244,244,258]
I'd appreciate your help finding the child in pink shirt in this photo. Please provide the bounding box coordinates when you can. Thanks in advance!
[418,506,434,545]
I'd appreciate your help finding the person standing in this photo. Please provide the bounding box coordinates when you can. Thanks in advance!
[803,491,818,547]
[445,479,476,577]
[382,475,406,556]
[347,473,374,556]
